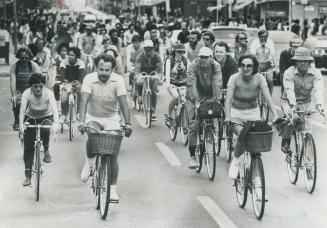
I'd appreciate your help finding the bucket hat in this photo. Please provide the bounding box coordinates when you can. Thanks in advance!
[292,46,313,61]
[198,47,213,57]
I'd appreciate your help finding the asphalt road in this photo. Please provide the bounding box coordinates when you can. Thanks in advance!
[0,77,327,228]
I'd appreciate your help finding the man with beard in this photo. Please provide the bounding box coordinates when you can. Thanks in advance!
[202,31,215,49]
[81,25,97,56]
[185,47,222,168]
[177,21,190,44]
[185,31,204,63]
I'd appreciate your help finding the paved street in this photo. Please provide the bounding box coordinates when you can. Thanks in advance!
[1,76,327,228]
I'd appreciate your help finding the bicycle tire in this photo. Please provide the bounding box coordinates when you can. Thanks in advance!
[217,113,224,156]
[302,133,317,194]
[143,93,152,128]
[99,155,111,220]
[223,124,233,163]
[69,102,74,141]
[94,156,100,210]
[251,155,265,220]
[287,132,300,184]
[34,142,41,202]
[180,106,189,146]
[196,125,204,173]
[169,108,178,141]
[60,123,63,133]
[235,155,248,208]
[204,126,216,181]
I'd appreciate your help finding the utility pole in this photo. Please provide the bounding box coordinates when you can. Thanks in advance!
[13,0,17,52]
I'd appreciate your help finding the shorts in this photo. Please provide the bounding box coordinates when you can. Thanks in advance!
[231,107,261,124]
[85,113,121,130]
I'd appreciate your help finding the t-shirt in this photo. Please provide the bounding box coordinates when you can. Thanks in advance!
[10,61,40,92]
[221,55,239,89]
[81,72,127,118]
[59,59,86,83]
[227,72,268,109]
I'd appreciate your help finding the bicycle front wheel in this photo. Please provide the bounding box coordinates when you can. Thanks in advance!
[287,132,300,184]
[302,133,317,194]
[143,93,152,128]
[223,123,233,163]
[169,107,178,141]
[180,106,189,146]
[251,155,265,220]
[99,155,111,220]
[68,102,74,141]
[204,126,216,181]
[34,142,41,202]
[94,156,100,210]
[235,155,248,208]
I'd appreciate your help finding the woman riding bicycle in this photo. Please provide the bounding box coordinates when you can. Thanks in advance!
[19,73,59,186]
[164,43,188,127]
[225,54,278,179]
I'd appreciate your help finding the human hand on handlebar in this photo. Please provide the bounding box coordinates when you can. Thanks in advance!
[77,122,86,134]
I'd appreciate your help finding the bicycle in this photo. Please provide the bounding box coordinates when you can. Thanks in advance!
[275,102,326,194]
[165,85,189,146]
[55,80,79,141]
[233,121,273,220]
[21,118,54,201]
[11,94,22,130]
[83,124,124,220]
[138,71,161,128]
[258,69,275,122]
[192,99,221,181]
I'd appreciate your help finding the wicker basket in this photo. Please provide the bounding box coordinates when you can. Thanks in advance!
[88,132,123,155]
[245,130,273,153]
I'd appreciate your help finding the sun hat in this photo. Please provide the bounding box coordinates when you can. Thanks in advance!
[198,47,213,57]
[289,38,303,47]
[292,46,313,61]
[174,43,185,52]
[143,39,154,48]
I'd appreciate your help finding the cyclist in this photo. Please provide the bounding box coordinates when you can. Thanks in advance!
[234,32,249,63]
[81,24,97,57]
[57,47,86,123]
[250,30,276,95]
[134,40,163,121]
[10,47,41,131]
[280,47,325,154]
[225,54,278,179]
[19,73,59,186]
[123,23,139,46]
[202,31,215,50]
[186,47,222,168]
[78,54,132,201]
[279,38,303,94]
[185,31,204,63]
[164,43,188,127]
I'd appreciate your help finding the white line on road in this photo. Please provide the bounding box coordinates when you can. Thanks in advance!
[155,142,181,166]
[273,104,327,129]
[197,196,238,228]
[134,114,147,128]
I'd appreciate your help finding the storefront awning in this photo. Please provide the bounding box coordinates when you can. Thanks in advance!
[233,0,255,11]
[139,0,165,6]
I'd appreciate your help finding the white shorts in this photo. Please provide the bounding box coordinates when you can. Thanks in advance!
[231,107,261,124]
[85,113,121,130]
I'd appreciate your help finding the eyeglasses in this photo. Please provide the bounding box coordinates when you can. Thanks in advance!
[200,56,210,59]
[239,37,247,41]
[32,84,44,89]
[203,38,211,41]
[241,63,253,69]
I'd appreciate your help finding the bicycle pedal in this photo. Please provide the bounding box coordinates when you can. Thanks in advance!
[110,199,119,204]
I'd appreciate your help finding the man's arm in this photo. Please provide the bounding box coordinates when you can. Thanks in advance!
[283,68,296,106]
[186,61,199,102]
[117,95,131,125]
[313,69,324,106]
[79,92,90,124]
[212,62,223,100]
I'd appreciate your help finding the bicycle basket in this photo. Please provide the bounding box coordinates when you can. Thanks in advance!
[198,100,222,119]
[88,132,123,155]
[245,130,273,153]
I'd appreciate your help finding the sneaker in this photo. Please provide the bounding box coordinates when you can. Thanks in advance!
[188,156,199,169]
[151,115,158,121]
[22,177,31,186]
[43,150,51,163]
[81,161,90,183]
[110,185,119,201]
[228,157,241,179]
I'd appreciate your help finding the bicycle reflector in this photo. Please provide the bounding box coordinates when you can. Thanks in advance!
[208,109,213,115]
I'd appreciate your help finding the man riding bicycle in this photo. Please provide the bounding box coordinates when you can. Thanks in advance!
[134,39,163,121]
[126,35,143,92]
[186,47,222,168]
[78,54,132,201]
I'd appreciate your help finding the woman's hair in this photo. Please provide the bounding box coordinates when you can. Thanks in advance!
[67,47,81,59]
[202,31,215,42]
[94,53,116,69]
[29,73,46,86]
[213,41,230,53]
[56,42,69,53]
[235,32,248,43]
[238,54,259,75]
[15,46,33,59]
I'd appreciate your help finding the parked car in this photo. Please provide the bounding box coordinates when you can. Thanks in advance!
[268,30,299,85]
[303,35,327,72]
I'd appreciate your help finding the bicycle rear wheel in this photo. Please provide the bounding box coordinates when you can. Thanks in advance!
[143,93,152,128]
[34,142,41,202]
[287,132,300,184]
[99,155,111,220]
[235,155,248,208]
[169,107,178,141]
[204,126,216,181]
[302,133,317,194]
[251,156,265,220]
[180,106,189,146]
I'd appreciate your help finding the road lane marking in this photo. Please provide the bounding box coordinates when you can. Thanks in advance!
[197,196,238,228]
[273,104,327,129]
[155,142,181,166]
[134,114,147,128]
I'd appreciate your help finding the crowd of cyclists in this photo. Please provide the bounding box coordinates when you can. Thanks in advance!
[6,8,326,205]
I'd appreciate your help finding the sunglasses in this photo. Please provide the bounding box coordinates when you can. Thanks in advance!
[200,56,210,59]
[203,38,211,41]
[239,37,247,41]
[241,63,253,69]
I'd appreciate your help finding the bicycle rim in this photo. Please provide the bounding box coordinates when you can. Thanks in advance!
[144,94,151,128]
[251,156,265,220]
[302,134,317,194]
[180,107,189,146]
[235,156,248,208]
[205,127,216,181]
[169,108,178,141]
[94,156,100,210]
[99,156,111,220]
[287,132,300,184]
[216,117,223,156]
[34,142,41,202]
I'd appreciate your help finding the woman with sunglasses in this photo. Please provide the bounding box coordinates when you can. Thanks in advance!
[224,54,278,179]
[234,32,249,63]
[19,73,59,186]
